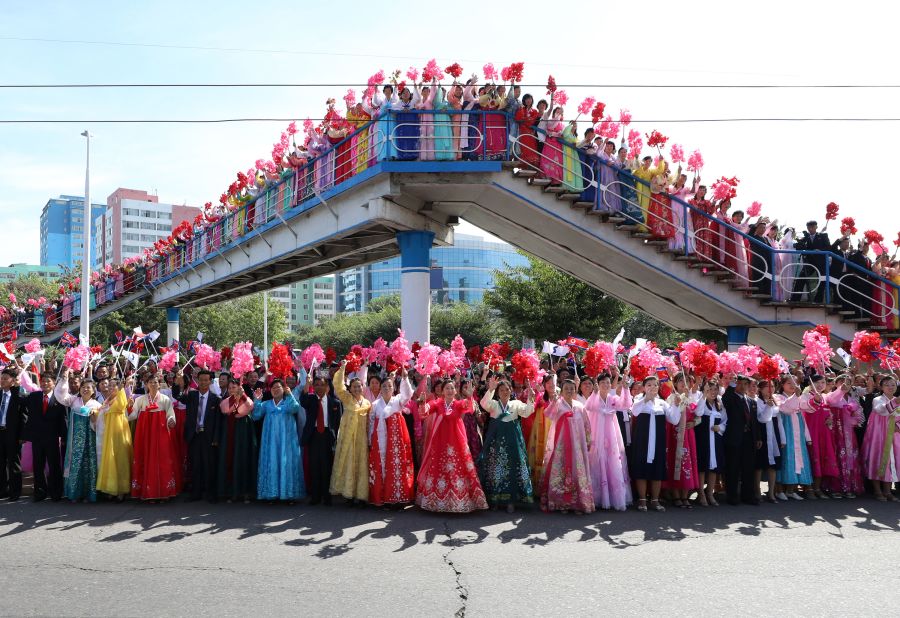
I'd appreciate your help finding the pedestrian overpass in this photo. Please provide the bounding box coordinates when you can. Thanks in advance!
[27,111,899,357]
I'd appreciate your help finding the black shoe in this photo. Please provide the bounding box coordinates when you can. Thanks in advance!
[308,497,321,506]
[727,499,741,506]
[32,494,47,502]
[742,498,760,506]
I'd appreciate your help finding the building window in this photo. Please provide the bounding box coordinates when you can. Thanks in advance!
[303,315,308,320]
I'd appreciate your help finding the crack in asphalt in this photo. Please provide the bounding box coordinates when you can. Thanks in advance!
[442,521,468,618]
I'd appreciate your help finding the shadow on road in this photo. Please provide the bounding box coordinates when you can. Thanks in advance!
[1,497,898,556]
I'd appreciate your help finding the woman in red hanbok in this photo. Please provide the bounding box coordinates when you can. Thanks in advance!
[539,379,595,514]
[479,84,508,159]
[415,379,488,513]
[369,371,416,506]
[514,95,541,171]
[128,373,180,501]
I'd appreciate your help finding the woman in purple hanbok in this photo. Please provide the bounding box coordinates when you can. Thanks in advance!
[583,369,632,511]
[597,140,622,213]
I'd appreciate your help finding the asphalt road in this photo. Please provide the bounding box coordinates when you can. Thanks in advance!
[1,495,898,617]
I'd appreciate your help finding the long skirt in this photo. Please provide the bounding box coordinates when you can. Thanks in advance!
[663,422,700,491]
[587,412,632,510]
[416,414,487,513]
[394,111,420,161]
[539,413,594,513]
[628,414,668,481]
[131,411,180,500]
[433,111,454,161]
[257,414,304,500]
[861,413,900,482]
[477,418,533,506]
[64,413,97,502]
[618,172,643,225]
[463,413,482,461]
[824,407,864,494]
[540,137,564,183]
[777,414,813,485]
[217,415,258,499]
[648,192,676,239]
[517,128,540,170]
[562,144,584,193]
[330,410,369,501]
[482,111,507,159]
[803,409,839,479]
[369,414,415,506]
[527,405,550,492]
[694,416,725,472]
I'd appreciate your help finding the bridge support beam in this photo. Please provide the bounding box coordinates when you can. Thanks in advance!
[726,326,749,352]
[166,307,180,347]
[397,230,435,345]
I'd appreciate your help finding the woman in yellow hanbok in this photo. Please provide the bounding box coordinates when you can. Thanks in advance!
[96,380,133,499]
[527,375,557,493]
[347,102,372,175]
[331,363,372,503]
[632,156,666,231]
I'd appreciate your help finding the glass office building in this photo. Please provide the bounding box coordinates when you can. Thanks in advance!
[335,234,527,314]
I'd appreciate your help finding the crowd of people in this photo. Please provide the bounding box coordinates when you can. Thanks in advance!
[1,329,899,516]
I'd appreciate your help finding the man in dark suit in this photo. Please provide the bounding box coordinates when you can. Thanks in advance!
[300,374,343,505]
[22,372,67,501]
[0,368,28,501]
[792,220,832,303]
[175,370,221,502]
[845,239,874,318]
[722,375,761,505]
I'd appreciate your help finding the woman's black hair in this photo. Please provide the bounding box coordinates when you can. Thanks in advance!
[270,378,285,389]
[879,375,897,388]
[596,372,612,383]
[522,93,534,106]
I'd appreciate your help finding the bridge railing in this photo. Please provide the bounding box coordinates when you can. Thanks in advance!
[2,266,147,340]
[146,109,511,284]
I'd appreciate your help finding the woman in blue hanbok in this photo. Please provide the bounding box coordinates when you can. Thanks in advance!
[775,377,813,500]
[366,84,398,162]
[252,379,305,502]
[55,369,102,502]
[392,86,421,160]
[432,85,454,161]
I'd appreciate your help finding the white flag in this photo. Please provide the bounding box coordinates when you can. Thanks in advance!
[133,326,144,337]
[629,338,648,360]
[146,330,161,342]
[124,351,140,367]
[542,341,570,356]
[611,327,626,351]
[79,333,89,347]
[836,348,852,367]
[196,331,204,343]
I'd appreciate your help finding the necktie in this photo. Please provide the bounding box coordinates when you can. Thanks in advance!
[0,392,7,426]
[198,394,206,429]
[43,395,49,415]
[743,396,751,424]
[316,397,326,433]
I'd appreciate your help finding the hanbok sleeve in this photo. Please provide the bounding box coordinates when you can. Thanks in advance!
[479,389,497,412]
[511,399,535,419]
[398,377,413,406]
[824,389,845,408]
[332,366,354,409]
[716,406,727,435]
[18,370,40,394]
[162,394,175,424]
[54,379,75,408]
[665,400,682,425]
[251,399,268,421]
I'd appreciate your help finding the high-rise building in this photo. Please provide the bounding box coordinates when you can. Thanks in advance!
[94,188,202,268]
[289,276,336,327]
[334,234,527,313]
[0,263,63,284]
[39,195,106,269]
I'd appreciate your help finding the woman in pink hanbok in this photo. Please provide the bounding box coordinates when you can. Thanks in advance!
[663,374,702,508]
[824,377,865,497]
[799,376,839,499]
[716,200,750,286]
[667,172,695,254]
[539,379,594,514]
[583,369,632,511]
[539,107,565,184]
[415,82,436,161]
[861,376,900,501]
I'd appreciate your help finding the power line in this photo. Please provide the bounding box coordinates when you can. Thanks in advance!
[3,117,900,124]
[3,83,900,89]
[0,35,790,77]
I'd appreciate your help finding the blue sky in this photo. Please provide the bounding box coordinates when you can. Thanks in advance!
[2,0,899,265]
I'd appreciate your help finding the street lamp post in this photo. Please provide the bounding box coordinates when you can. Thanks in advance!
[80,130,93,343]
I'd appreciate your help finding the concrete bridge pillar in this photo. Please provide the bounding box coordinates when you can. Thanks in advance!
[726,326,749,352]
[397,230,434,345]
[167,307,181,347]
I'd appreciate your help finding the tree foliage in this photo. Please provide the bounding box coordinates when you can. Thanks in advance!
[291,295,509,353]
[91,293,287,348]
[484,252,720,348]
[0,274,58,311]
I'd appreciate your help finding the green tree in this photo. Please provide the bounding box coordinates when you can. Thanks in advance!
[91,293,287,349]
[0,274,58,311]
[291,295,508,353]
[484,252,720,347]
